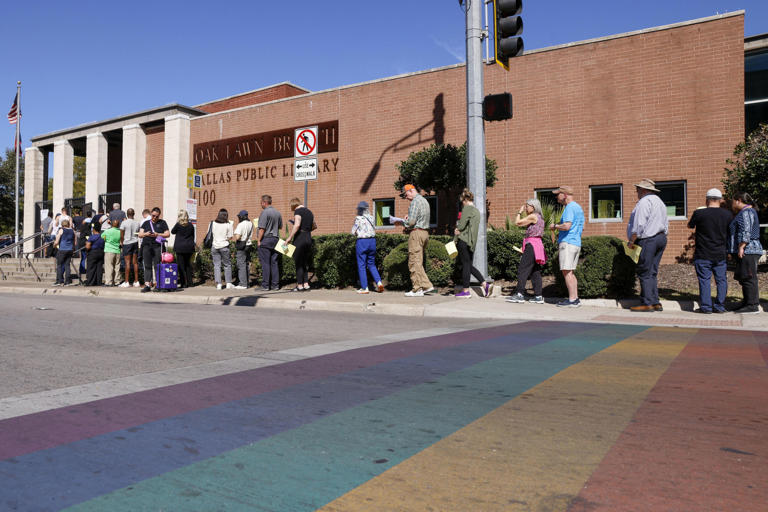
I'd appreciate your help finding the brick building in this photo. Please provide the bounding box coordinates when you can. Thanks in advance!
[25,12,763,263]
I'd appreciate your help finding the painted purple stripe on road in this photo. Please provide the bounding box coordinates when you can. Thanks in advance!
[0,324,605,509]
[0,321,591,460]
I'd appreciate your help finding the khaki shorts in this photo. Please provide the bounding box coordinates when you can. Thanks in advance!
[558,242,581,270]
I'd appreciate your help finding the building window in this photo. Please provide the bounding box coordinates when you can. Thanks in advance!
[425,196,438,228]
[534,188,558,208]
[373,198,395,227]
[745,47,768,136]
[656,181,687,219]
[589,185,622,221]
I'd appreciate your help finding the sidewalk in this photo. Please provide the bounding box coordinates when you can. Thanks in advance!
[3,281,766,331]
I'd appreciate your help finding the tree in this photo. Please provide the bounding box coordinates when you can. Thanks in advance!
[0,148,24,235]
[394,142,497,232]
[722,123,768,214]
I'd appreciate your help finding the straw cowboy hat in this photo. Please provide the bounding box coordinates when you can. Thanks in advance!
[634,178,660,192]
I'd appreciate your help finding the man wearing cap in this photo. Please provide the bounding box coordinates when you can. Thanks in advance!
[627,179,669,312]
[402,184,434,297]
[687,188,732,313]
[550,186,585,307]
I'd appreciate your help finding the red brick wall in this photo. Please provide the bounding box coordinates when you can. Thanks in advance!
[145,125,165,212]
[196,84,308,114]
[188,16,744,262]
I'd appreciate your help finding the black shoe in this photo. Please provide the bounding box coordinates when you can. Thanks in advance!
[734,305,760,315]
[713,308,727,314]
[694,308,712,314]
[141,285,151,293]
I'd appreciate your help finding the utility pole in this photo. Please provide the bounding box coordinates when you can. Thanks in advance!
[465,0,488,277]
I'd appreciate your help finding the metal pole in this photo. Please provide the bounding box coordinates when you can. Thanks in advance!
[14,81,21,258]
[466,0,487,278]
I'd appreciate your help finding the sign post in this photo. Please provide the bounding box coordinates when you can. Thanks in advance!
[294,126,318,206]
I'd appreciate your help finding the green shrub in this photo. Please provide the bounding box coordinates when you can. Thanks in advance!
[381,238,455,290]
[486,230,559,281]
[553,236,636,298]
[313,234,358,288]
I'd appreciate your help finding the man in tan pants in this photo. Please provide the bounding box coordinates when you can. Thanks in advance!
[402,184,434,297]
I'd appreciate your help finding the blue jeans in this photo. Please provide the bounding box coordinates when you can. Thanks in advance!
[636,233,666,305]
[356,238,381,290]
[694,259,727,312]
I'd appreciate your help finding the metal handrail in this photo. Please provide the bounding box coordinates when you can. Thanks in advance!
[0,232,44,258]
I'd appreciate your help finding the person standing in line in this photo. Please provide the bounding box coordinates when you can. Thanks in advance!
[109,202,126,224]
[256,195,283,291]
[687,188,732,314]
[627,179,669,312]
[211,208,235,290]
[550,186,584,307]
[53,219,75,286]
[453,189,491,299]
[350,201,384,294]
[77,214,92,277]
[49,213,61,258]
[507,198,546,304]
[728,192,763,314]
[101,219,122,286]
[85,222,105,286]
[401,184,434,297]
[285,198,314,292]
[40,210,53,257]
[120,208,141,288]
[138,207,170,292]
[171,209,196,289]
[233,210,254,290]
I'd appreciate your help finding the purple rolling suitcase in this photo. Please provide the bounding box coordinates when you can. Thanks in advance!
[156,263,178,290]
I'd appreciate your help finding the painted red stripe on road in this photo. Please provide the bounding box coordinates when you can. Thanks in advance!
[570,329,768,511]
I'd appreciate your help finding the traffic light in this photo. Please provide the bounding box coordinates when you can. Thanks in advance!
[493,0,524,71]
[482,93,513,122]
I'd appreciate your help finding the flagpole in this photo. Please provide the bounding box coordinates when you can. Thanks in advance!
[14,81,20,257]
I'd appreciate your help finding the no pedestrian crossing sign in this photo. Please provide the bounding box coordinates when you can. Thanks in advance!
[294,158,318,182]
[294,126,318,158]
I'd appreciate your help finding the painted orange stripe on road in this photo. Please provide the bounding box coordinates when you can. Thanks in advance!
[319,327,694,512]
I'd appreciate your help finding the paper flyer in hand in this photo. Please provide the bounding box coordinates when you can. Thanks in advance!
[388,216,406,224]
[622,241,642,264]
[275,240,296,258]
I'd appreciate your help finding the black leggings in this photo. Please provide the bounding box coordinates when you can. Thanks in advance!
[457,239,485,288]
[86,250,104,286]
[176,252,193,288]
[293,232,312,285]
[516,243,542,296]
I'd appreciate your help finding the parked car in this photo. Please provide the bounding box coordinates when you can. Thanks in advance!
[0,235,14,257]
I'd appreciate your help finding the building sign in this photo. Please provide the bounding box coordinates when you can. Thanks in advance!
[294,158,318,181]
[193,120,338,170]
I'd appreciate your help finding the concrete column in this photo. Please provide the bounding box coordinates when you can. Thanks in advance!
[23,147,45,253]
[163,114,191,220]
[85,132,108,208]
[121,124,146,213]
[52,140,74,213]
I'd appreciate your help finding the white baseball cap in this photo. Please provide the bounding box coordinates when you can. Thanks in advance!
[706,188,723,199]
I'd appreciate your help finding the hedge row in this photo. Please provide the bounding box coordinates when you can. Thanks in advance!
[188,231,637,297]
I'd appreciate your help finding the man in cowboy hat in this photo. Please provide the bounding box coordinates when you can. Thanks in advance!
[627,178,669,312]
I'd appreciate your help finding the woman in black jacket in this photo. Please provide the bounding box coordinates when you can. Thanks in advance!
[171,209,196,288]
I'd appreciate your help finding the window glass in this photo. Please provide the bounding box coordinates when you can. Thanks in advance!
[534,188,558,209]
[425,196,438,227]
[590,185,622,220]
[373,198,395,227]
[656,181,686,218]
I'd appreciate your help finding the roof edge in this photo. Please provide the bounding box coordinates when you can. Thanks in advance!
[193,82,312,108]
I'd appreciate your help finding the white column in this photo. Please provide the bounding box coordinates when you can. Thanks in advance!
[52,140,74,213]
[85,132,108,207]
[121,124,146,213]
[163,114,191,220]
[23,147,45,252]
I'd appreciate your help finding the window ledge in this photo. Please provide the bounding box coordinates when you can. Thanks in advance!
[588,218,623,223]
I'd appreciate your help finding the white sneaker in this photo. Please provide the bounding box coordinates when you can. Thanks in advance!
[118,282,130,288]
[405,289,424,297]
[423,287,435,294]
[226,283,235,290]
[216,283,223,290]
[356,288,370,294]
[234,285,247,290]
[133,282,140,288]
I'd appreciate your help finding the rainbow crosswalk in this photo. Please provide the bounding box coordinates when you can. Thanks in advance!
[1,321,766,511]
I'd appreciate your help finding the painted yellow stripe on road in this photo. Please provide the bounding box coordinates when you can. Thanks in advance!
[319,327,695,512]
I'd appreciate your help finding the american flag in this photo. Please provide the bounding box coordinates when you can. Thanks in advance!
[8,93,19,124]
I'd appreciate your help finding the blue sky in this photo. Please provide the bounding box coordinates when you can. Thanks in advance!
[2,0,767,150]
